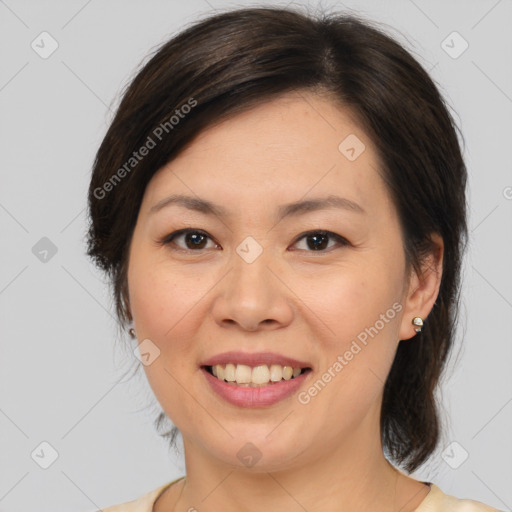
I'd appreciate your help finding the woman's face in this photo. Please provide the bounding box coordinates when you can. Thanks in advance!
[127,91,439,471]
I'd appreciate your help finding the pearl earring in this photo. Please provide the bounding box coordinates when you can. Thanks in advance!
[412,317,424,333]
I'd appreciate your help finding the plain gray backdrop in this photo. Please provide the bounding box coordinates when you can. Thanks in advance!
[1,0,511,511]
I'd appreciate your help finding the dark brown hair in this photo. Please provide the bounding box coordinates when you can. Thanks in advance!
[86,6,468,472]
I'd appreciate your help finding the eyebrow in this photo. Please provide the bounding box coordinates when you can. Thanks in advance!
[149,193,366,220]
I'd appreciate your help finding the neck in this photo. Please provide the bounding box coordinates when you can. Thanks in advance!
[164,409,429,512]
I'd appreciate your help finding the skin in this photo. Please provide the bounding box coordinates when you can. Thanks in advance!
[126,90,444,512]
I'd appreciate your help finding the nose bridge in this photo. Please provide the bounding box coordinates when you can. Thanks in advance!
[212,235,293,330]
[229,235,274,301]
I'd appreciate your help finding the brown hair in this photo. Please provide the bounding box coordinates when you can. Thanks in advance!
[86,6,468,472]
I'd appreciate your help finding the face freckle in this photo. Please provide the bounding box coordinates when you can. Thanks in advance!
[126,90,411,471]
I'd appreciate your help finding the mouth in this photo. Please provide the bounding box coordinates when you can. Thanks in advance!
[202,363,312,387]
[200,351,313,407]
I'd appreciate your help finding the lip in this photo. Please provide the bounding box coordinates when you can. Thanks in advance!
[201,367,312,407]
[200,351,312,369]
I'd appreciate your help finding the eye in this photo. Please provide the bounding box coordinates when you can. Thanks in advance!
[291,230,349,252]
[161,229,219,252]
[160,228,348,253]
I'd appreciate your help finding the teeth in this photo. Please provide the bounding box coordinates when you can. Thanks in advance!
[282,366,293,380]
[269,364,282,382]
[224,363,236,382]
[252,365,270,384]
[235,364,252,384]
[209,363,305,386]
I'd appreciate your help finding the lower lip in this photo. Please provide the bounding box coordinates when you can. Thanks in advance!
[201,368,309,407]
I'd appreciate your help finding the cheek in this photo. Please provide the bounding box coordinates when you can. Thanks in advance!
[128,254,206,431]
[304,262,403,347]
[127,251,216,405]
[300,262,403,412]
[128,251,201,342]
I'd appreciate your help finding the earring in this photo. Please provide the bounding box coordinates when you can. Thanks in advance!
[412,317,423,333]
[128,327,136,338]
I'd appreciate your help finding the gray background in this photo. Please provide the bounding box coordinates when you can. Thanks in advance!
[1,0,511,511]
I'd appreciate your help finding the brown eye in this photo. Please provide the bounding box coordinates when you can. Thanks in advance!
[292,230,348,252]
[161,229,348,254]
[162,229,217,251]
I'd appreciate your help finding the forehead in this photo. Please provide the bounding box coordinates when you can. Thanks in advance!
[143,91,389,218]
[174,91,371,167]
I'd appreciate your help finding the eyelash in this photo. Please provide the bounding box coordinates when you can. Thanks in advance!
[159,228,349,254]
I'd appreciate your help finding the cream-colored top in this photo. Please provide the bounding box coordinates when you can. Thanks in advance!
[101,477,503,512]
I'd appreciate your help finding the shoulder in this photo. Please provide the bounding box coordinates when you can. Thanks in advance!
[416,483,503,512]
[100,478,183,512]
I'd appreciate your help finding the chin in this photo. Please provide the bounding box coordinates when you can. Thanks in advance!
[194,427,310,472]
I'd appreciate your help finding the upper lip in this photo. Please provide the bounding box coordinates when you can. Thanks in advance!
[201,351,312,369]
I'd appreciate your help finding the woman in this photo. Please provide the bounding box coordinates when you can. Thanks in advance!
[86,6,501,512]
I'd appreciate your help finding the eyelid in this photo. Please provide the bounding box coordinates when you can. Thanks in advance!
[291,230,349,251]
[160,228,349,252]
[160,228,218,252]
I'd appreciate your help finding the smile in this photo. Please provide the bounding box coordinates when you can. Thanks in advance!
[201,366,312,407]
[204,363,309,387]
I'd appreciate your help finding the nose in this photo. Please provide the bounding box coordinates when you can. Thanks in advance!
[211,248,294,332]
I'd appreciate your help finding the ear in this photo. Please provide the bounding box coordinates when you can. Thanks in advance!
[399,233,444,341]
[120,276,133,324]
